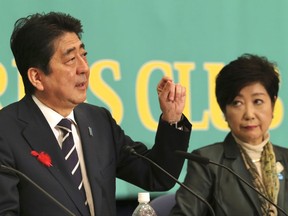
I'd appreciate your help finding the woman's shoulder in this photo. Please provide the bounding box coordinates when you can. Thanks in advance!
[191,133,238,163]
[273,144,288,151]
[192,142,226,162]
[273,144,288,158]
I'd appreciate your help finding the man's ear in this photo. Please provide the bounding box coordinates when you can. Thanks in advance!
[27,68,44,91]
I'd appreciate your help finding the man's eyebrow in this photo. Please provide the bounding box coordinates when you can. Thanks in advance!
[63,43,86,56]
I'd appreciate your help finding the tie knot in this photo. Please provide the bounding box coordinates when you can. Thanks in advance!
[57,118,72,131]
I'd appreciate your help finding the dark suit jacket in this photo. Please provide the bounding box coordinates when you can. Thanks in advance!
[0,95,191,216]
[170,133,288,216]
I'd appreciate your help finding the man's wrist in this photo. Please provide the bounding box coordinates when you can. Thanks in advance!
[169,116,184,130]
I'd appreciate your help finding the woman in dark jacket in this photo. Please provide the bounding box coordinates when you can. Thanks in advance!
[170,54,288,216]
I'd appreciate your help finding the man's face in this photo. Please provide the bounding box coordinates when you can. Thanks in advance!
[35,32,90,115]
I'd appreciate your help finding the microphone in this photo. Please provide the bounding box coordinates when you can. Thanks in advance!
[0,165,76,216]
[123,145,216,216]
[175,150,288,216]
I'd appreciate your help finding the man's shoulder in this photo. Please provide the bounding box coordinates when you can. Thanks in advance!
[0,100,21,117]
[75,103,111,117]
[76,102,103,111]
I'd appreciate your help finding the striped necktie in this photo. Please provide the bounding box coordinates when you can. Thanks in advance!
[57,118,88,206]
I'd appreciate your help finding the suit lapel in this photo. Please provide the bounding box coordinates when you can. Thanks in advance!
[224,134,262,215]
[74,106,104,216]
[231,157,262,214]
[18,96,90,216]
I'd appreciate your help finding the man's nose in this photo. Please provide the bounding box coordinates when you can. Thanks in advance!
[76,56,89,74]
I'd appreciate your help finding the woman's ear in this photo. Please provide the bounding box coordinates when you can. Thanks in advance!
[27,68,44,91]
[272,96,278,109]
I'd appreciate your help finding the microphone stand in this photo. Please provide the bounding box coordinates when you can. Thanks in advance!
[1,165,76,216]
[175,150,288,216]
[124,146,216,216]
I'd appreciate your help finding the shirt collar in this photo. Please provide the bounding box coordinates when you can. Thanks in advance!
[32,95,77,128]
[232,132,270,152]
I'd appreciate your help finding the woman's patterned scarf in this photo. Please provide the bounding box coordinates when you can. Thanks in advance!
[239,141,279,216]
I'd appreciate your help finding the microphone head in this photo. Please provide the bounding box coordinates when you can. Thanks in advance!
[122,145,137,155]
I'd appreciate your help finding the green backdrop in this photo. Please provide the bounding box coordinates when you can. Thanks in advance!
[1,0,288,199]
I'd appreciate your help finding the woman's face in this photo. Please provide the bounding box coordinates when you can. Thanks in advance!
[224,82,274,145]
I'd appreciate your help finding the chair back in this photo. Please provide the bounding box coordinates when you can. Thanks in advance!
[149,194,176,216]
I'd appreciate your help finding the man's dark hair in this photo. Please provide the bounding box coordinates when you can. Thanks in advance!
[215,53,280,113]
[10,12,83,95]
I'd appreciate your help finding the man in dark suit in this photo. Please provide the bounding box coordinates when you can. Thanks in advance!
[0,12,191,216]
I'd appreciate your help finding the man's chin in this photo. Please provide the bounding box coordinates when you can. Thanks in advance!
[70,95,87,106]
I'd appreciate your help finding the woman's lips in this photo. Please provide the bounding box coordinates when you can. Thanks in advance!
[243,125,258,130]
